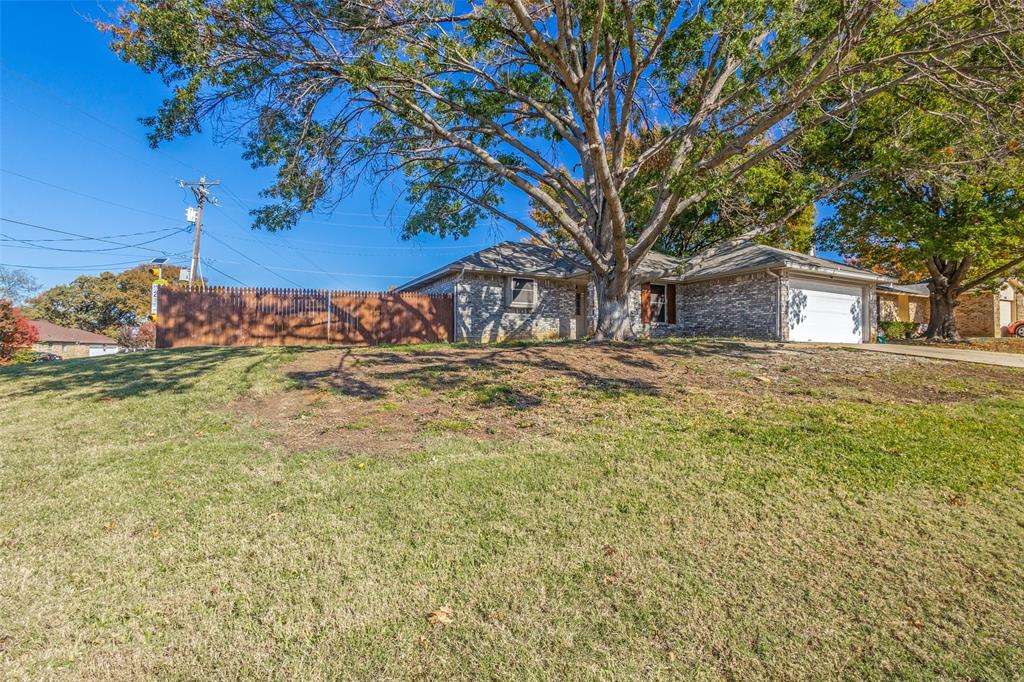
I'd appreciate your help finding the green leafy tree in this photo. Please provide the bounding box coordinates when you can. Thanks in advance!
[0,266,40,307]
[808,86,1024,340]
[27,264,183,336]
[105,0,1023,339]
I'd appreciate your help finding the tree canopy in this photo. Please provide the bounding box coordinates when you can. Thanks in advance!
[27,264,182,337]
[807,79,1024,338]
[106,0,1024,337]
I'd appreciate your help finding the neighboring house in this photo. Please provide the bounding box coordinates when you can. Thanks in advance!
[878,280,1024,337]
[398,240,890,343]
[30,320,120,358]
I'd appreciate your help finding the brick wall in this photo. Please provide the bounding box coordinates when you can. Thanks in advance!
[879,294,900,322]
[454,273,579,342]
[680,271,780,339]
[956,292,997,337]
[33,341,91,359]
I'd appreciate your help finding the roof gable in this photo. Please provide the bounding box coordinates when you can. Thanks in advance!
[681,240,890,283]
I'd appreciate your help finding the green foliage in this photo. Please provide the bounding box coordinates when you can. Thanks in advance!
[102,0,1023,338]
[807,85,1024,284]
[27,264,182,336]
[879,320,918,340]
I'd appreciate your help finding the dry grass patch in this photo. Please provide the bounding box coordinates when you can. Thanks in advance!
[242,340,1020,457]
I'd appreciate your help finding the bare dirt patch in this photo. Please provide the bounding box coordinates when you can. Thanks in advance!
[890,337,1024,354]
[234,340,1021,457]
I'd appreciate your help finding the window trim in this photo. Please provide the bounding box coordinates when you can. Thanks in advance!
[507,276,537,309]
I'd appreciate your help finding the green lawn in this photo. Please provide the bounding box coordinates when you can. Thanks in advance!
[2,341,1023,679]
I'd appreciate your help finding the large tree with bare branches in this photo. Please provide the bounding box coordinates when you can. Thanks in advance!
[106,0,1024,339]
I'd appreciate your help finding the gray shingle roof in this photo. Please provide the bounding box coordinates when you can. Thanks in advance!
[398,238,889,290]
[398,240,687,290]
[878,282,931,296]
[680,240,891,283]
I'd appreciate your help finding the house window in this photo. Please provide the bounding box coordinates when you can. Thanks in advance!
[508,277,536,308]
[649,283,667,323]
[575,292,582,316]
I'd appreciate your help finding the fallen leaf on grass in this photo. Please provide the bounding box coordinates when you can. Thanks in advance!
[944,493,967,507]
[603,545,618,557]
[427,605,454,626]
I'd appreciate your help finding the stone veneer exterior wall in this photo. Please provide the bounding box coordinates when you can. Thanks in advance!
[412,268,886,342]
[411,274,458,296]
[451,272,579,342]
[680,271,782,340]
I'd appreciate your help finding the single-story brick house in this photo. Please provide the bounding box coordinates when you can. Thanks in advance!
[30,319,120,359]
[878,280,1024,337]
[397,240,890,343]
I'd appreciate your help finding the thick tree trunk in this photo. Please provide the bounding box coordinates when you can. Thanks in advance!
[593,274,634,341]
[925,285,962,341]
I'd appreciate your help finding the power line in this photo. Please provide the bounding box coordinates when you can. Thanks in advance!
[208,200,338,285]
[203,257,415,278]
[1,217,187,252]
[0,258,188,272]
[0,226,183,242]
[202,230,304,287]
[1,230,186,253]
[201,258,248,286]
[1,170,181,223]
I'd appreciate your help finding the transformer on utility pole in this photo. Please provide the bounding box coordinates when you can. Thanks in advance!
[180,176,220,287]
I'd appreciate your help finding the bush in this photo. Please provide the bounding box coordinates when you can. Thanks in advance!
[116,321,155,350]
[880,320,918,340]
[0,299,39,365]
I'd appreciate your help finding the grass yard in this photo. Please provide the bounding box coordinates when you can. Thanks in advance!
[2,340,1023,679]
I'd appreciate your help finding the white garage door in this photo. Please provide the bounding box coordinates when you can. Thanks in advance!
[88,345,119,357]
[788,278,865,343]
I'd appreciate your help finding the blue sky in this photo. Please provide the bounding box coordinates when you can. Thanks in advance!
[1,2,838,293]
[0,1,521,291]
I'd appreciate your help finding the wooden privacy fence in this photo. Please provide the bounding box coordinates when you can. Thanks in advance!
[156,286,453,348]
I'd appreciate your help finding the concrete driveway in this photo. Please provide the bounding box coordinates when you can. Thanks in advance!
[853,343,1024,368]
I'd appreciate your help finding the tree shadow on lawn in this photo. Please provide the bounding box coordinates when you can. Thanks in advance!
[0,346,319,401]
[283,339,789,410]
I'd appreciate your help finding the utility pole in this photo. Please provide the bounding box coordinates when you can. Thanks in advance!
[180,176,220,287]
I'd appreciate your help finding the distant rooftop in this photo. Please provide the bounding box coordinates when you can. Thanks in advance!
[30,319,117,345]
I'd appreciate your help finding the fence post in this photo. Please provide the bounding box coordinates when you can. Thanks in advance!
[327,289,332,344]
